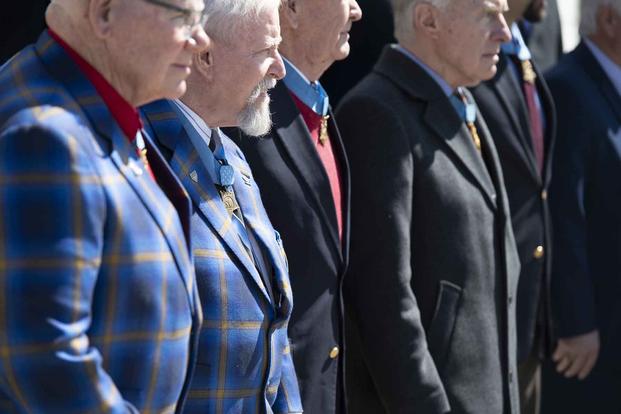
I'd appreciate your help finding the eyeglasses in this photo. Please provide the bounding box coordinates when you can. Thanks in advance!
[142,0,207,36]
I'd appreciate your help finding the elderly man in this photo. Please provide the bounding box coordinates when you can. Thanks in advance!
[226,1,361,412]
[470,1,556,413]
[0,0,208,412]
[542,1,621,412]
[336,0,521,413]
[140,0,303,412]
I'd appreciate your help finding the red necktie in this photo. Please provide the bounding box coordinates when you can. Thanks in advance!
[514,57,545,174]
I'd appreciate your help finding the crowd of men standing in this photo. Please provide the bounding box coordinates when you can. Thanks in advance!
[0,0,619,413]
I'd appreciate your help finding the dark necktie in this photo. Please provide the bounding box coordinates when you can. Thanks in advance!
[512,56,545,173]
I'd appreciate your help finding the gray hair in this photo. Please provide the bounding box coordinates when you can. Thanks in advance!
[580,0,621,36]
[203,0,282,43]
[391,0,449,42]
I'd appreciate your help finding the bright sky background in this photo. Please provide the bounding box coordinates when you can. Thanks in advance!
[558,0,581,52]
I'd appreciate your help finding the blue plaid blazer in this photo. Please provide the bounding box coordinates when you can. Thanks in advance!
[0,32,202,413]
[142,100,303,414]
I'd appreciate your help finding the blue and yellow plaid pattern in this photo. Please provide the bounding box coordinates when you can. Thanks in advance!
[142,100,303,414]
[0,32,201,413]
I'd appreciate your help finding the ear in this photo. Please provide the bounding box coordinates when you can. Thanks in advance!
[88,0,115,38]
[194,50,214,79]
[414,2,441,39]
[598,4,620,39]
[281,0,300,30]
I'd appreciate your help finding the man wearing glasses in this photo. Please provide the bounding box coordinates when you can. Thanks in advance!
[0,0,209,412]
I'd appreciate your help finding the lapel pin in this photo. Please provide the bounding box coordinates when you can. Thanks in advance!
[190,170,198,183]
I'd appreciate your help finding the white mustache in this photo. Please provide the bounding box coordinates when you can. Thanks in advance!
[247,77,277,102]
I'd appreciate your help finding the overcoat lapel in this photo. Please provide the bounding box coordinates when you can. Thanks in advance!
[270,83,344,259]
[38,33,196,307]
[142,102,272,304]
[374,47,498,209]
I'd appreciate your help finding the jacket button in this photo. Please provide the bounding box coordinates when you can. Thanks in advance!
[329,346,340,359]
[533,245,544,260]
[509,370,514,383]
[508,295,513,305]
[541,189,548,200]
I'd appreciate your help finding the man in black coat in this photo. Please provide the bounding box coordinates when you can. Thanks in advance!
[227,0,362,412]
[470,1,556,413]
[336,0,520,413]
[542,0,621,412]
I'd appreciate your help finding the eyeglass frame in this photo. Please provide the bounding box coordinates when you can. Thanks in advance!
[141,0,208,37]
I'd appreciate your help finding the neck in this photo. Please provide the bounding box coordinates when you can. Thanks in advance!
[278,40,328,82]
[589,33,621,68]
[404,40,460,90]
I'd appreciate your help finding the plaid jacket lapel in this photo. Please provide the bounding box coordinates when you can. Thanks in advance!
[37,33,196,308]
[229,158,293,319]
[142,101,272,303]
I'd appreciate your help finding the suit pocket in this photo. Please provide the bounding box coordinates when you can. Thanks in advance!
[427,280,462,370]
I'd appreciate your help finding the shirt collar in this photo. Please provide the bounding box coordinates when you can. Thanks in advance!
[501,22,532,61]
[172,99,213,144]
[584,38,621,99]
[394,44,454,97]
[49,29,143,141]
[282,57,330,116]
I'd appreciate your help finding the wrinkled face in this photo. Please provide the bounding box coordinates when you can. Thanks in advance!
[436,0,511,87]
[108,0,210,105]
[210,7,285,135]
[296,0,362,69]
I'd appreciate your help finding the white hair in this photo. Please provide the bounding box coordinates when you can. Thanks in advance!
[203,0,282,43]
[237,77,277,136]
[580,0,621,36]
[391,0,449,42]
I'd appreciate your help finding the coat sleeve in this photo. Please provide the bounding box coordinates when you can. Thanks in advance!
[273,335,303,413]
[336,93,450,414]
[547,76,598,338]
[0,115,138,413]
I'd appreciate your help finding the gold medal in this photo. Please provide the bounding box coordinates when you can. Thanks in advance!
[218,187,239,216]
[521,60,537,84]
[319,115,330,146]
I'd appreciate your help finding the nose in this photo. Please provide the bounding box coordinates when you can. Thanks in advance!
[270,50,287,81]
[350,0,362,22]
[493,13,511,43]
[187,24,211,53]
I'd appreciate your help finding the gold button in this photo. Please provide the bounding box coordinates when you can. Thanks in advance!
[541,189,548,200]
[533,245,544,259]
[329,346,340,359]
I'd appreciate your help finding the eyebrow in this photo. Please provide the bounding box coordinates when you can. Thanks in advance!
[265,36,283,48]
[483,0,508,13]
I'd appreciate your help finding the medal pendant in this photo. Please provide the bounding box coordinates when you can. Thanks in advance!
[218,187,239,216]
[319,115,330,146]
[521,60,537,84]
[467,122,482,152]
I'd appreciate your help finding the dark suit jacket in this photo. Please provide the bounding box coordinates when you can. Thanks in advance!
[471,52,556,362]
[227,81,351,414]
[541,41,621,413]
[336,45,521,414]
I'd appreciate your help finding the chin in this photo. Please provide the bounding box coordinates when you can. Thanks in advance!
[165,81,188,100]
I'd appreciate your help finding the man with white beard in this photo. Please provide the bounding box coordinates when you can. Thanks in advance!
[141,0,303,412]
